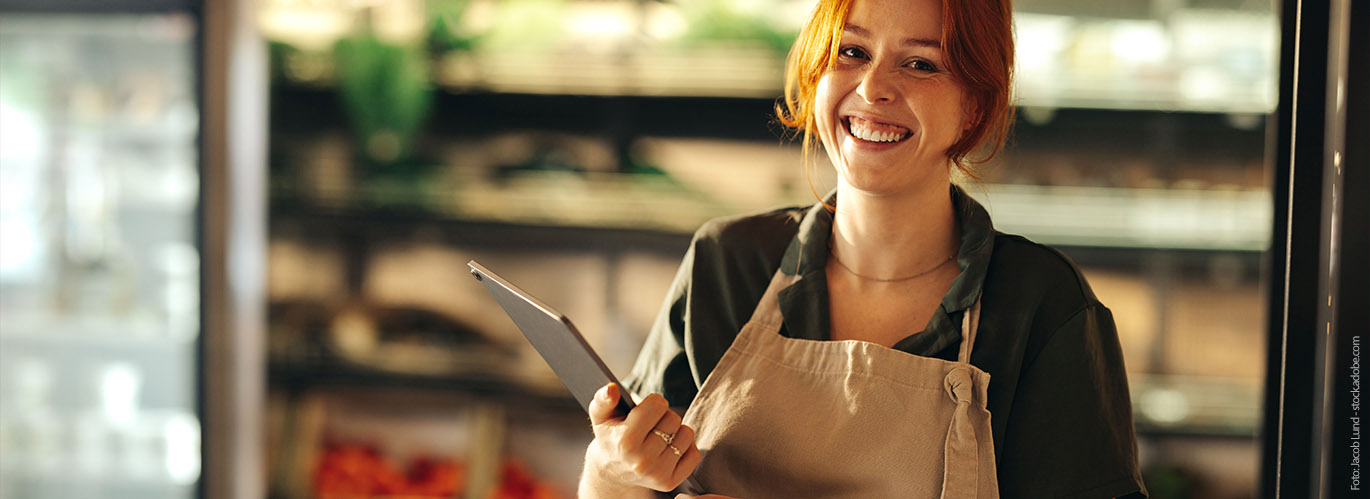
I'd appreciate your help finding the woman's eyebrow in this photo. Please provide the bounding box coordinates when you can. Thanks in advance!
[843,23,941,48]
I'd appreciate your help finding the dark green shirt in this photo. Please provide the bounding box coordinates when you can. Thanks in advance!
[627,186,1148,498]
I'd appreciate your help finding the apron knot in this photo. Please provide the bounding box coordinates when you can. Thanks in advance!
[941,365,980,498]
[943,366,974,404]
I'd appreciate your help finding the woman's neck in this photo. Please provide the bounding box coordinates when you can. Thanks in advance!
[829,180,960,282]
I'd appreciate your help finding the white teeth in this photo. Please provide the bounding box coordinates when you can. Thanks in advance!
[848,120,908,143]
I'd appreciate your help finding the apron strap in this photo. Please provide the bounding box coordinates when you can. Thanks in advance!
[745,270,800,328]
[955,297,982,365]
[946,296,986,497]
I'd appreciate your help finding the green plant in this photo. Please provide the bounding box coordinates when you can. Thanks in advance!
[333,34,433,168]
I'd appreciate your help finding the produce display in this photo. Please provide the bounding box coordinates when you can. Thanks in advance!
[313,440,560,499]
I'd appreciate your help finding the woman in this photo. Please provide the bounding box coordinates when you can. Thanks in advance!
[580,0,1147,497]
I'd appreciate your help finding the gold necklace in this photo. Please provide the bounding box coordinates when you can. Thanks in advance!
[828,251,955,282]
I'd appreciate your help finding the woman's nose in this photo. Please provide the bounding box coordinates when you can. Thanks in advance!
[856,66,897,103]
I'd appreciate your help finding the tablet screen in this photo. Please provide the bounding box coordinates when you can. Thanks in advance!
[468,260,635,417]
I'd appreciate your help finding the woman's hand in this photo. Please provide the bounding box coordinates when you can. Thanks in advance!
[676,495,740,499]
[579,383,703,498]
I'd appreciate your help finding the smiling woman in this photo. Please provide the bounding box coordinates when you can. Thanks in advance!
[579,1,1148,498]
[779,0,1013,184]
[813,0,973,200]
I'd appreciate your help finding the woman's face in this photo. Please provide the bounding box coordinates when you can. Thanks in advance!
[814,0,972,196]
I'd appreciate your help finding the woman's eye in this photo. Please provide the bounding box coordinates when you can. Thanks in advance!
[908,60,939,73]
[839,47,868,59]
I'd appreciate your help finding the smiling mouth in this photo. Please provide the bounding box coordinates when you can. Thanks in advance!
[845,116,911,144]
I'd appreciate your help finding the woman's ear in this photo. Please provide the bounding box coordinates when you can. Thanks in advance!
[958,113,980,144]
[962,101,981,132]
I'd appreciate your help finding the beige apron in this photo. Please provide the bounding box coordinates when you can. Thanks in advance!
[679,269,999,498]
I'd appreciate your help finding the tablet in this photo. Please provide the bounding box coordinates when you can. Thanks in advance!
[468,260,635,417]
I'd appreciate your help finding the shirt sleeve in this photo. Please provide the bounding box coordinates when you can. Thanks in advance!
[997,303,1148,499]
[623,242,699,410]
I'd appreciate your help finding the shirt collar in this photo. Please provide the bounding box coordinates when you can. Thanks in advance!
[775,184,997,346]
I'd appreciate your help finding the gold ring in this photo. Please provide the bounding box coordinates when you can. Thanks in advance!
[652,429,675,445]
[667,443,682,456]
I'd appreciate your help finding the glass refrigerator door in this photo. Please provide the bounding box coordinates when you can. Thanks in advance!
[0,13,201,499]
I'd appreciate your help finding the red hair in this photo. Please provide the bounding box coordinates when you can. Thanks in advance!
[777,0,1015,188]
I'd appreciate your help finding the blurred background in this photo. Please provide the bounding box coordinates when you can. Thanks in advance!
[0,0,1279,498]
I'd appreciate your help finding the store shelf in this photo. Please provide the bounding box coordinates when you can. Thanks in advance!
[0,314,198,411]
[271,175,1270,253]
[269,174,703,251]
[1013,10,1277,115]
[270,84,788,144]
[283,61,1275,116]
[971,184,1271,251]
[436,45,786,99]
[0,473,195,499]
[0,313,195,345]
[267,353,584,413]
[1130,373,1261,439]
[282,40,1275,116]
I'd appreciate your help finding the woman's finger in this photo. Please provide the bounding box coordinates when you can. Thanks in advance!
[670,440,703,486]
[588,383,622,426]
[654,421,691,463]
[666,424,695,455]
[621,393,670,449]
[651,406,683,445]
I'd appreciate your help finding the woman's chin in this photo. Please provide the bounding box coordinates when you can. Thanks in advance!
[838,175,913,197]
[836,166,950,199]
